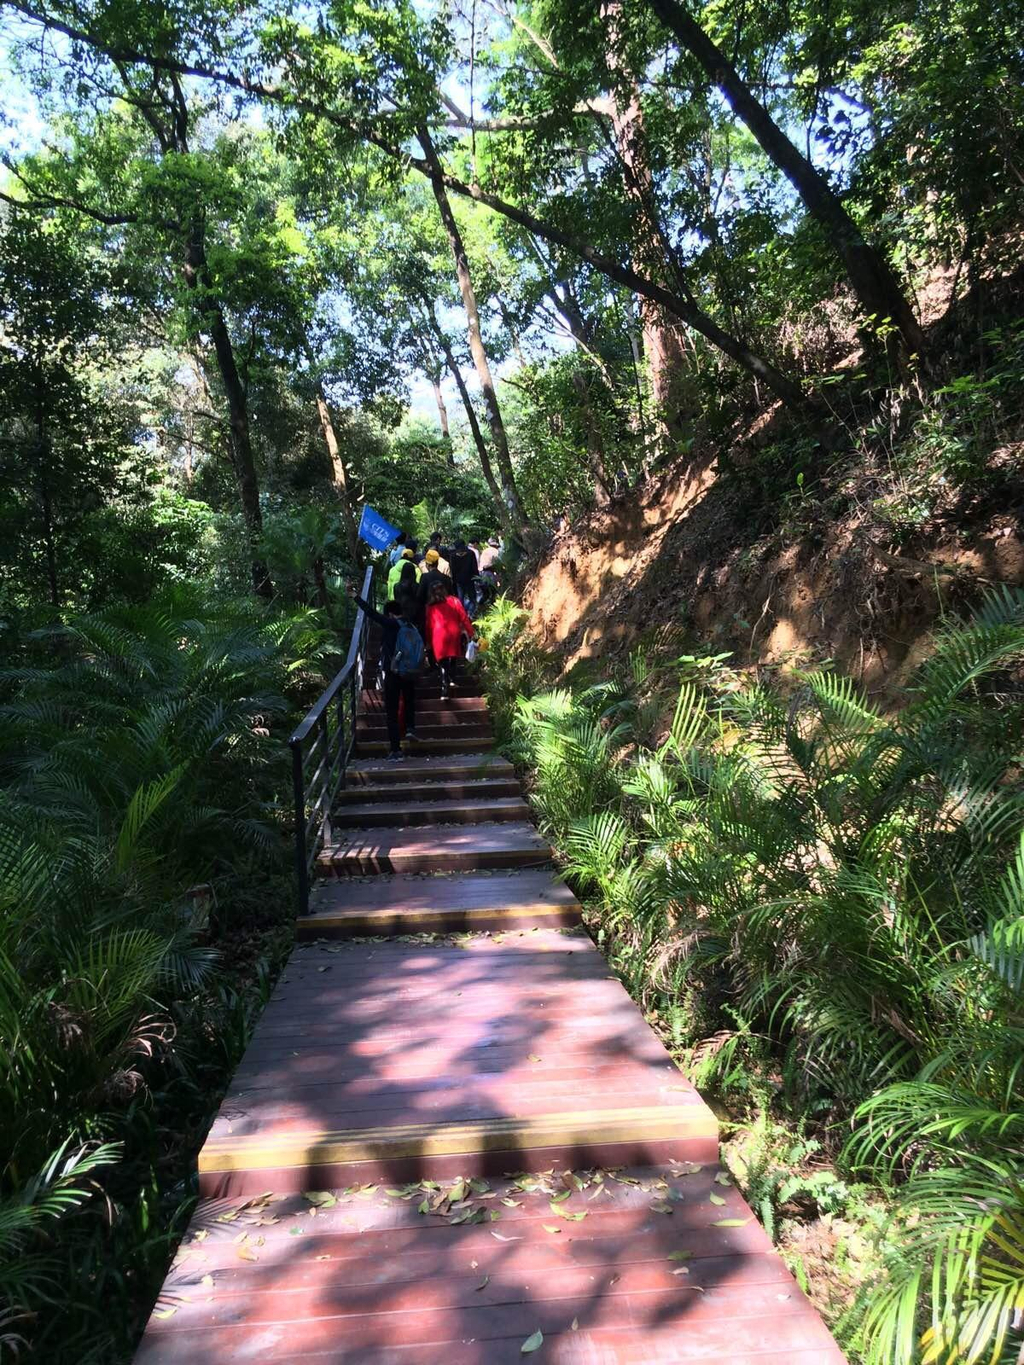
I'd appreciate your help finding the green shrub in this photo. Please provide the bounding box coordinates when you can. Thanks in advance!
[490,584,1024,1365]
[0,583,331,1359]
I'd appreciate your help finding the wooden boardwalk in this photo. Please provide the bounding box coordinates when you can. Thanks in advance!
[136,667,846,1363]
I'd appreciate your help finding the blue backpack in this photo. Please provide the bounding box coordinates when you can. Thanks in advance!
[391,621,425,676]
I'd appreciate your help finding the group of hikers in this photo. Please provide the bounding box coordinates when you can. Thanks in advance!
[348,529,505,761]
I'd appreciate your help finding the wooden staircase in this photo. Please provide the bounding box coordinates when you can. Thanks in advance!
[302,663,579,927]
[134,652,847,1363]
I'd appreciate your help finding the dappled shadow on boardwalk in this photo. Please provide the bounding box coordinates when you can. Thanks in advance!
[133,927,846,1363]
[137,1165,845,1363]
[199,925,714,1191]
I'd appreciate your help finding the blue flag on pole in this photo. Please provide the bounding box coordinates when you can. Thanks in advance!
[357,504,401,553]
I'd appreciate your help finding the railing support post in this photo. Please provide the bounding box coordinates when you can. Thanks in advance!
[319,710,333,851]
[290,737,309,917]
[287,562,375,916]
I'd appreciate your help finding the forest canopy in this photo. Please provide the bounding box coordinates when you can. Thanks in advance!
[2,0,1021,609]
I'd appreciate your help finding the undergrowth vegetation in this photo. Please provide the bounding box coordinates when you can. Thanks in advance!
[478,589,1024,1365]
[0,585,333,1361]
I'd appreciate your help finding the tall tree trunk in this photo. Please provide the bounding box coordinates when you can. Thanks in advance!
[418,345,456,466]
[313,383,362,565]
[603,0,697,448]
[183,412,194,483]
[647,0,925,358]
[182,217,272,598]
[312,555,330,611]
[431,376,452,445]
[414,336,456,464]
[419,127,528,532]
[421,305,517,540]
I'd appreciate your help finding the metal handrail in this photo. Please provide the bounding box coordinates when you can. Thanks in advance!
[289,562,375,915]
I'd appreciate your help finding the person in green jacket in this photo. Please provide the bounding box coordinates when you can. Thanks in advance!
[387,548,420,597]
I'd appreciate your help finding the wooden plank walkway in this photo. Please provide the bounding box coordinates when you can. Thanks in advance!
[135,1168,845,1364]
[298,870,582,938]
[197,929,717,1196]
[136,660,846,1363]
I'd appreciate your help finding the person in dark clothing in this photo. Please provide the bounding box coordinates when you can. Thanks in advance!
[472,568,498,617]
[416,552,454,615]
[447,539,478,613]
[394,560,419,615]
[348,588,422,758]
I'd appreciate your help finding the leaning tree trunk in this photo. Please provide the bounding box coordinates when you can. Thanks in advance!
[183,218,272,598]
[417,342,456,467]
[313,383,362,565]
[431,375,452,447]
[647,0,925,359]
[419,127,528,532]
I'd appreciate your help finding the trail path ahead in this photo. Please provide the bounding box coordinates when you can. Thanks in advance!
[136,664,845,1363]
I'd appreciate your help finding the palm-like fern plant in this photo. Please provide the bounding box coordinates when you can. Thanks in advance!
[0,583,330,1355]
[0,1139,122,1339]
[496,584,1024,1363]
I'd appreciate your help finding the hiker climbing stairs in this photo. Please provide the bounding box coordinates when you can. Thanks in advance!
[134,640,846,1362]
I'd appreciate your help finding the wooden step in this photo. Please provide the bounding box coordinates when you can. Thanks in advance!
[331,796,530,830]
[196,932,719,1196]
[137,1169,845,1364]
[338,776,522,804]
[413,685,482,700]
[356,737,494,756]
[317,822,552,875]
[298,868,581,937]
[360,694,488,714]
[357,712,493,731]
[363,672,477,696]
[355,720,493,742]
[346,753,514,786]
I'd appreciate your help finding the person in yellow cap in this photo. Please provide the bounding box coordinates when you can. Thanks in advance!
[418,548,452,603]
[387,547,420,597]
[426,542,451,577]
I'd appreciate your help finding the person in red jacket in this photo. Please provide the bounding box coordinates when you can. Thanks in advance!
[424,579,474,700]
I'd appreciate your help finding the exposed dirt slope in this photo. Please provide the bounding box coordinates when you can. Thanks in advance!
[524,448,1024,693]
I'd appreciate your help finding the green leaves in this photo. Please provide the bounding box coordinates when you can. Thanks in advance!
[502,579,1024,1365]
[115,764,186,873]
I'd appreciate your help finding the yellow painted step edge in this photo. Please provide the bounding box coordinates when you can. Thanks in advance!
[299,903,579,929]
[199,1106,719,1172]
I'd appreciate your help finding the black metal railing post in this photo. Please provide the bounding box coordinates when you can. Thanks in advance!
[319,707,332,852]
[336,681,347,789]
[290,736,309,917]
[287,562,375,916]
